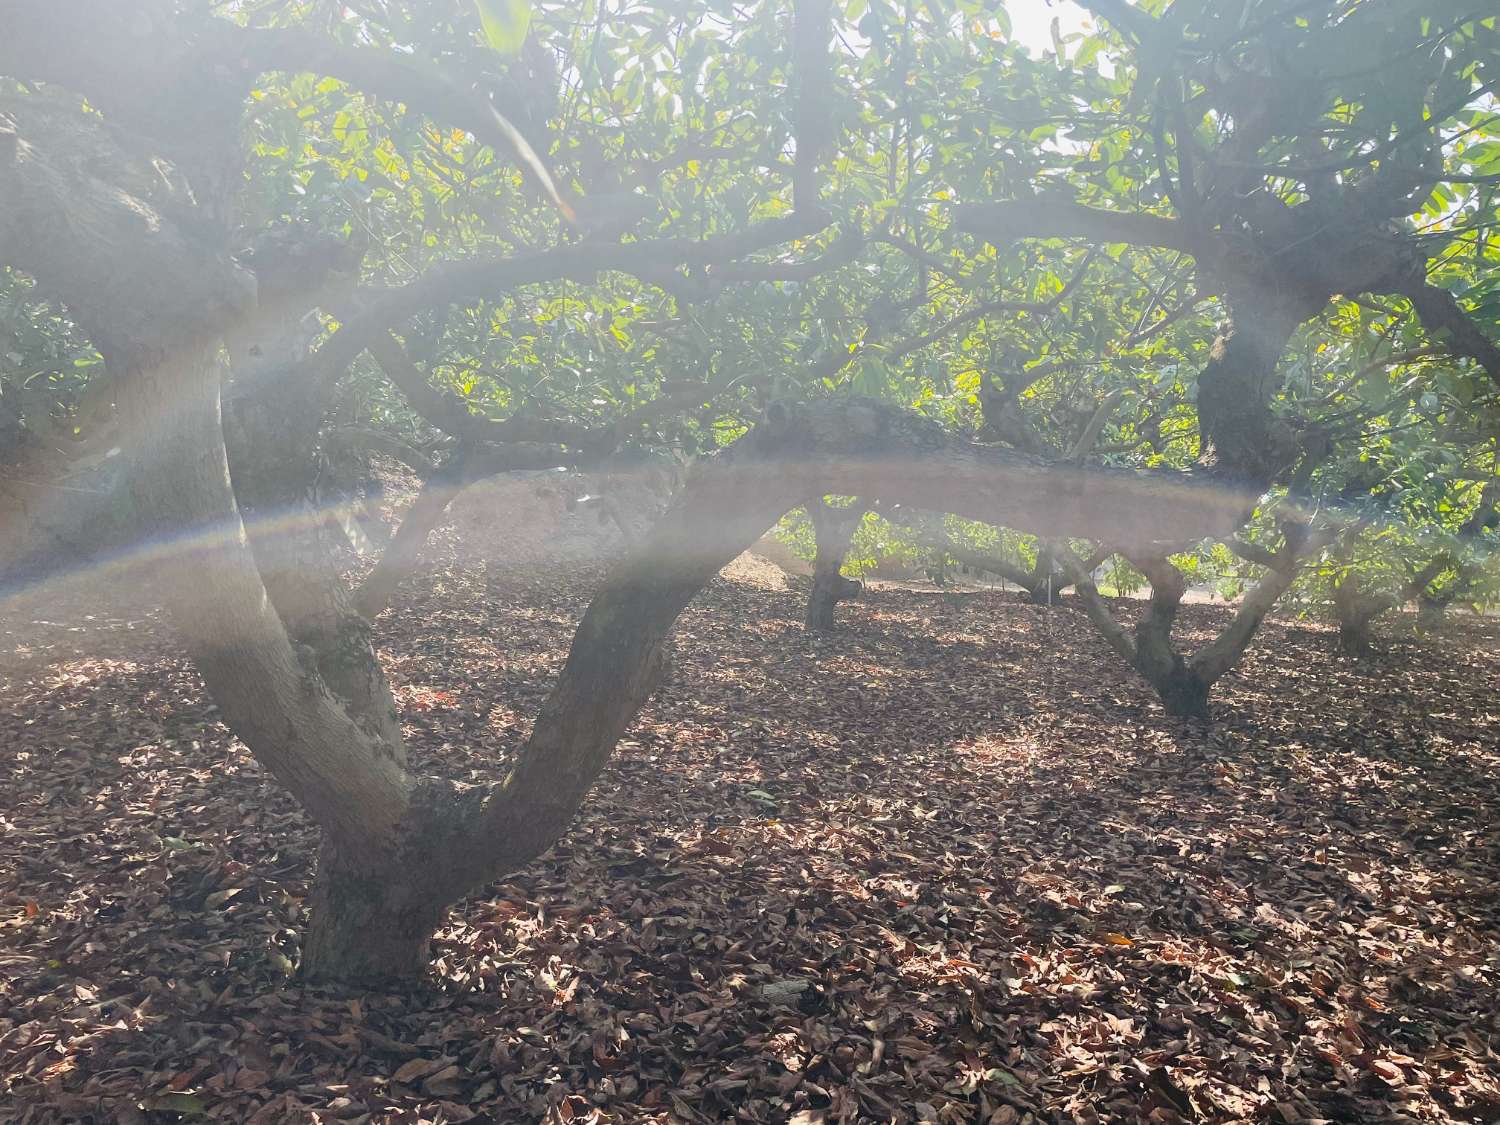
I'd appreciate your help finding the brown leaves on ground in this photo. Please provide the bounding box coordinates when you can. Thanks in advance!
[2,563,1499,1124]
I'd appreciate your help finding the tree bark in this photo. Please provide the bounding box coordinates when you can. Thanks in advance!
[116,341,413,851]
[301,841,449,986]
[804,497,867,630]
[1192,292,1306,488]
[1332,570,1381,658]
[221,230,404,746]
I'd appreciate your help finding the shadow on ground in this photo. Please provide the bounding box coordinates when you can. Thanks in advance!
[2,561,1498,1123]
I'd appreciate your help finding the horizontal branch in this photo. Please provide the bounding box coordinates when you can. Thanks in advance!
[1400,279,1500,386]
[954,198,1201,255]
[416,396,1265,899]
[710,224,864,283]
[306,210,831,384]
[368,330,736,451]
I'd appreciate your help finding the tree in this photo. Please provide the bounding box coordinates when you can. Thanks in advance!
[946,0,1500,713]
[802,496,868,630]
[6,0,1500,983]
[1329,480,1499,656]
[1056,521,1333,717]
[0,1,1214,982]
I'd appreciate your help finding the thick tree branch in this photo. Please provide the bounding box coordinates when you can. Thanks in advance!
[1227,537,1279,569]
[1190,524,1333,683]
[1400,279,1500,386]
[711,224,864,283]
[305,211,831,385]
[0,107,251,370]
[954,198,1202,255]
[1065,390,1124,461]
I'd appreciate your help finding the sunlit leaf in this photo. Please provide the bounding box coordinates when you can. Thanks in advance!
[473,0,531,55]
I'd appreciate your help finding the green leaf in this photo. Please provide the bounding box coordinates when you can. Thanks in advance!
[474,0,531,55]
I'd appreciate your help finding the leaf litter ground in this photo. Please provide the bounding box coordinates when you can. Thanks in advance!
[2,558,1499,1124]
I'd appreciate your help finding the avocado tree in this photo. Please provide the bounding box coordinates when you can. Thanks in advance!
[5,0,1500,982]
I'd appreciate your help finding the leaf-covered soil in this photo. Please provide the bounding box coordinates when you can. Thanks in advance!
[3,558,1499,1124]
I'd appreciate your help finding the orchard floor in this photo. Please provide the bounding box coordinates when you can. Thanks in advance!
[2,560,1499,1124]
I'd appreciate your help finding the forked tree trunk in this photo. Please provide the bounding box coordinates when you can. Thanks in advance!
[1123,555,1214,719]
[804,497,867,631]
[1058,527,1326,719]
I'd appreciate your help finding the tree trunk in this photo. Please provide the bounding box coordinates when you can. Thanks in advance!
[1149,663,1212,719]
[116,341,411,851]
[1124,555,1213,718]
[806,567,862,630]
[804,497,866,631]
[1193,294,1306,488]
[1337,618,1375,658]
[1027,546,1057,605]
[301,840,448,986]
[1333,584,1378,657]
[1329,534,1380,657]
[1416,591,1452,632]
[1329,543,1456,658]
[1058,525,1323,719]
